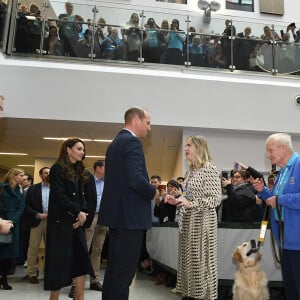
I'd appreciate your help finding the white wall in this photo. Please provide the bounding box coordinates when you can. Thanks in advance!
[2,52,300,180]
[183,129,300,174]
[1,54,300,134]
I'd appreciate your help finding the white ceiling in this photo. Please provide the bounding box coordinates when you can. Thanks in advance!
[0,117,183,180]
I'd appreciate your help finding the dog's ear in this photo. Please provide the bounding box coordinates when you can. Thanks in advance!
[233,251,242,263]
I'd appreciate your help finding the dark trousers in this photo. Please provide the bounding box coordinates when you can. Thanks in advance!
[18,228,30,264]
[139,230,150,262]
[282,249,300,300]
[102,228,144,300]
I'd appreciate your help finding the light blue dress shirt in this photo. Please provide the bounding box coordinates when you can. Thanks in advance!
[41,182,50,213]
[94,175,104,213]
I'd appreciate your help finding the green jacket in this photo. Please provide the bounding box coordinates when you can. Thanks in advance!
[0,183,25,259]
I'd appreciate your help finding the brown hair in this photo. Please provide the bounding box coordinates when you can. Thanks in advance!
[56,138,87,183]
[124,107,146,124]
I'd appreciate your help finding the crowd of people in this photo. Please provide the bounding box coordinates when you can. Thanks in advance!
[1,1,298,73]
[1,104,300,300]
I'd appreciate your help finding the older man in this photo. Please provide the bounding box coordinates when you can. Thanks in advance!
[253,133,300,300]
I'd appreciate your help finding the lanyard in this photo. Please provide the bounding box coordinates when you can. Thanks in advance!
[272,152,299,221]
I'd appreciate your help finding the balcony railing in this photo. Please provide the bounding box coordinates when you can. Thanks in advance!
[1,0,300,76]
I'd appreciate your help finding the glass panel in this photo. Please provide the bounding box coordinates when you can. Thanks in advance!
[1,1,299,76]
[94,6,144,63]
[0,0,8,48]
[46,1,95,58]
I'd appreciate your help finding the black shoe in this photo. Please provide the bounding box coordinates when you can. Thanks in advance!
[22,274,29,280]
[68,284,76,298]
[0,276,12,290]
[90,281,103,291]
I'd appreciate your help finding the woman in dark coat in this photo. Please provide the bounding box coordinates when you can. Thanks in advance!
[44,138,93,300]
[0,168,25,290]
[221,170,260,222]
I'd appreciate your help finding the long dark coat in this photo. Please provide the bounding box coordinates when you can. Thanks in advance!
[44,163,93,291]
[0,183,25,259]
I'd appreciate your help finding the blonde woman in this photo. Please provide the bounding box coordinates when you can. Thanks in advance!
[166,136,221,300]
[0,168,25,290]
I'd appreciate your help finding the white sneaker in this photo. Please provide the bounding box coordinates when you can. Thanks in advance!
[23,261,27,268]
[171,287,180,294]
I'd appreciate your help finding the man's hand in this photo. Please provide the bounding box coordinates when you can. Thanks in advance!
[266,196,277,208]
[38,213,48,220]
[252,178,264,193]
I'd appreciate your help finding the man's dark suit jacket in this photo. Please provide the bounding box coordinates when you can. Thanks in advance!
[22,183,43,229]
[98,129,156,230]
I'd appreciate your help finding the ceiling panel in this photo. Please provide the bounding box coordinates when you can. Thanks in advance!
[0,118,183,180]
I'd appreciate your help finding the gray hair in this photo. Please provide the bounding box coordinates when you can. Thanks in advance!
[266,133,294,151]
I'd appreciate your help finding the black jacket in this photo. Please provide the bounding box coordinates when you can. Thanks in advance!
[222,183,258,223]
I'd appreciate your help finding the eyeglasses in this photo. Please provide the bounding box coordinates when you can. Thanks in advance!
[167,185,176,189]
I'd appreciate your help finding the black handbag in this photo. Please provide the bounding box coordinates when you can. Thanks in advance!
[0,232,13,244]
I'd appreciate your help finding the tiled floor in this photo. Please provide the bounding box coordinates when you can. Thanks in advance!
[2,266,180,300]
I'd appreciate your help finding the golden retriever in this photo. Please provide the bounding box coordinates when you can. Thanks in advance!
[232,241,269,300]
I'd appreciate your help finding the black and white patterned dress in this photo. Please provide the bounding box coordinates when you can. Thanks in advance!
[176,163,221,299]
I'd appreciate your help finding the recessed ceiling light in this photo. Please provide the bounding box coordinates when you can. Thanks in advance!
[17,164,35,167]
[43,137,112,142]
[0,152,28,155]
[93,139,113,143]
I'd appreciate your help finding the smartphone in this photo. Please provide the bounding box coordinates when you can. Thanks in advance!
[234,162,241,171]
[221,171,228,179]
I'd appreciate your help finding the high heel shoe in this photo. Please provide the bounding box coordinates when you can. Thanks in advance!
[0,276,12,290]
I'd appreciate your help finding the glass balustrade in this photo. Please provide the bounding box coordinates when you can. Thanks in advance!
[1,0,299,76]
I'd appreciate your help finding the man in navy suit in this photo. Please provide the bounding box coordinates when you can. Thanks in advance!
[98,107,159,300]
[24,167,50,284]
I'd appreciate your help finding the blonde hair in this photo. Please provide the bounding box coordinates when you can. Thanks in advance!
[186,135,212,169]
[4,168,24,188]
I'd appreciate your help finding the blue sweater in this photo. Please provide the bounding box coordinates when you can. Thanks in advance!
[259,154,300,250]
[167,31,186,51]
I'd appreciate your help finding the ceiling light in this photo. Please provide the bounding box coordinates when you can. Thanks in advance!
[17,164,35,167]
[43,137,112,142]
[93,139,113,143]
[43,137,92,141]
[0,152,28,155]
